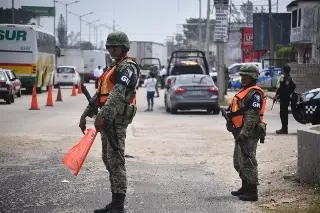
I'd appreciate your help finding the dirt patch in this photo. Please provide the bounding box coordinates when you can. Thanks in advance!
[258,161,320,213]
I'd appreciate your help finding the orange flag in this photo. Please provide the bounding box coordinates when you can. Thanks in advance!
[62,128,97,176]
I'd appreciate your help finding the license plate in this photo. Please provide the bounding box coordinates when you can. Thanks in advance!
[191,91,203,96]
[63,75,68,78]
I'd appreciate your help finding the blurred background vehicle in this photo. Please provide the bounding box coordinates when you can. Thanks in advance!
[54,66,80,88]
[164,74,220,114]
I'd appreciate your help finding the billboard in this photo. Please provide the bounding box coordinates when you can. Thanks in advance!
[241,27,267,62]
[253,13,291,51]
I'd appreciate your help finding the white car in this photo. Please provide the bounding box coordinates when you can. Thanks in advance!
[54,66,81,88]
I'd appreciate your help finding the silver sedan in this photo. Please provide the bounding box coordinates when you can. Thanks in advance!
[164,74,220,114]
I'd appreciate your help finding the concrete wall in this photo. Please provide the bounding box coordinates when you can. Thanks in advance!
[297,125,320,184]
[289,62,320,94]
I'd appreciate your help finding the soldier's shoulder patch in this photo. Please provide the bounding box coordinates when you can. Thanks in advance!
[251,93,262,109]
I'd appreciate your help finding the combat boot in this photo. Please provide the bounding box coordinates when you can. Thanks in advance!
[276,129,288,134]
[93,193,115,213]
[109,193,125,213]
[239,184,258,201]
[231,179,247,196]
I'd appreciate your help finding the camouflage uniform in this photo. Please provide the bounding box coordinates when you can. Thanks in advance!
[86,31,138,213]
[229,64,265,202]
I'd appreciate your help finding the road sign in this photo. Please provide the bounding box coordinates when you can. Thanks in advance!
[214,0,229,5]
[21,6,55,17]
[214,7,229,42]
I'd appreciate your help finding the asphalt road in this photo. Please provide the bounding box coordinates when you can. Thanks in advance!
[0,83,305,213]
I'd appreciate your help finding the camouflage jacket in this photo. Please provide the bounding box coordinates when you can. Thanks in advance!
[90,57,138,127]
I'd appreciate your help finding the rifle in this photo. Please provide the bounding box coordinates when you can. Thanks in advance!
[271,98,277,110]
[80,83,98,117]
[220,108,254,165]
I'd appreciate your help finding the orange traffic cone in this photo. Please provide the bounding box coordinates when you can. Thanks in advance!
[56,86,63,102]
[77,81,82,94]
[46,85,54,106]
[71,84,77,96]
[29,85,39,110]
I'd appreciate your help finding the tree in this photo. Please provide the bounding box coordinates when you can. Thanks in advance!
[276,44,294,59]
[80,41,94,50]
[240,0,253,23]
[57,14,67,48]
[182,18,215,41]
[0,8,37,24]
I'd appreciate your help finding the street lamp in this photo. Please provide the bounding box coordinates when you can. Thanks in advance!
[83,19,100,45]
[55,0,80,47]
[68,11,94,44]
[96,23,112,45]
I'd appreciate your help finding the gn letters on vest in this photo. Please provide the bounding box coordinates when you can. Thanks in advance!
[98,57,137,106]
[231,85,266,128]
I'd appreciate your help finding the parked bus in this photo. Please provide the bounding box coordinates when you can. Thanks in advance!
[0,24,58,93]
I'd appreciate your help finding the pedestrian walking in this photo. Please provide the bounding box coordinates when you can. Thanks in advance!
[79,31,138,213]
[159,65,167,89]
[225,64,267,202]
[94,65,103,89]
[274,64,296,134]
[144,71,157,111]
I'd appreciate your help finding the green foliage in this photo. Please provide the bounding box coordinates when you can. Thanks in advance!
[0,8,37,24]
[182,18,215,41]
[276,45,294,59]
[57,14,66,48]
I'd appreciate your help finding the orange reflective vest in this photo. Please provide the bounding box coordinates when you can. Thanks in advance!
[97,56,137,106]
[230,85,266,128]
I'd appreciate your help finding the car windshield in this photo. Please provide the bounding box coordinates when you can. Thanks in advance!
[178,75,214,86]
[171,65,204,75]
[0,71,7,81]
[57,67,75,74]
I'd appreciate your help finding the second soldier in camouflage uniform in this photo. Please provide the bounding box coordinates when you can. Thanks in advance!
[227,64,267,201]
[79,31,138,213]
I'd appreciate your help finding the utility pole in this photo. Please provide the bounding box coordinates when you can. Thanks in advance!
[204,0,211,67]
[214,1,229,101]
[113,19,116,32]
[198,0,202,49]
[12,0,15,24]
[268,0,274,65]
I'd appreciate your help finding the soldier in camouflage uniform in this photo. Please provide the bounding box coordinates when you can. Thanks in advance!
[227,64,267,202]
[79,31,138,213]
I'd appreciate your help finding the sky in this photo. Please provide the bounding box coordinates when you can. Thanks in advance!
[1,0,292,44]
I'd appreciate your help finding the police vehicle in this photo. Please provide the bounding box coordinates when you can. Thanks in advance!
[291,88,320,125]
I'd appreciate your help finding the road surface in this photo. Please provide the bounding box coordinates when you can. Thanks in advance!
[0,84,304,213]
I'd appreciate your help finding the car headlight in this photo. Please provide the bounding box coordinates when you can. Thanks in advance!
[301,92,317,102]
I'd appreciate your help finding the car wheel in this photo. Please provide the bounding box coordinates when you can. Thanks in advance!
[17,89,22,97]
[84,78,90,83]
[11,93,15,103]
[213,108,220,115]
[54,85,59,89]
[5,96,11,104]
[170,106,178,114]
[207,109,213,114]
[36,87,42,94]
[165,99,170,113]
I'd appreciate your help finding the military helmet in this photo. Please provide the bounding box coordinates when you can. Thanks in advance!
[239,64,260,79]
[106,31,130,50]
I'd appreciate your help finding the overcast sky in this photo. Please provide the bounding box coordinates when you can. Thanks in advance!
[1,0,292,44]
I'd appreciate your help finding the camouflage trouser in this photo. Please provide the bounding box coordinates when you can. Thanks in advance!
[233,138,259,185]
[101,124,128,194]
